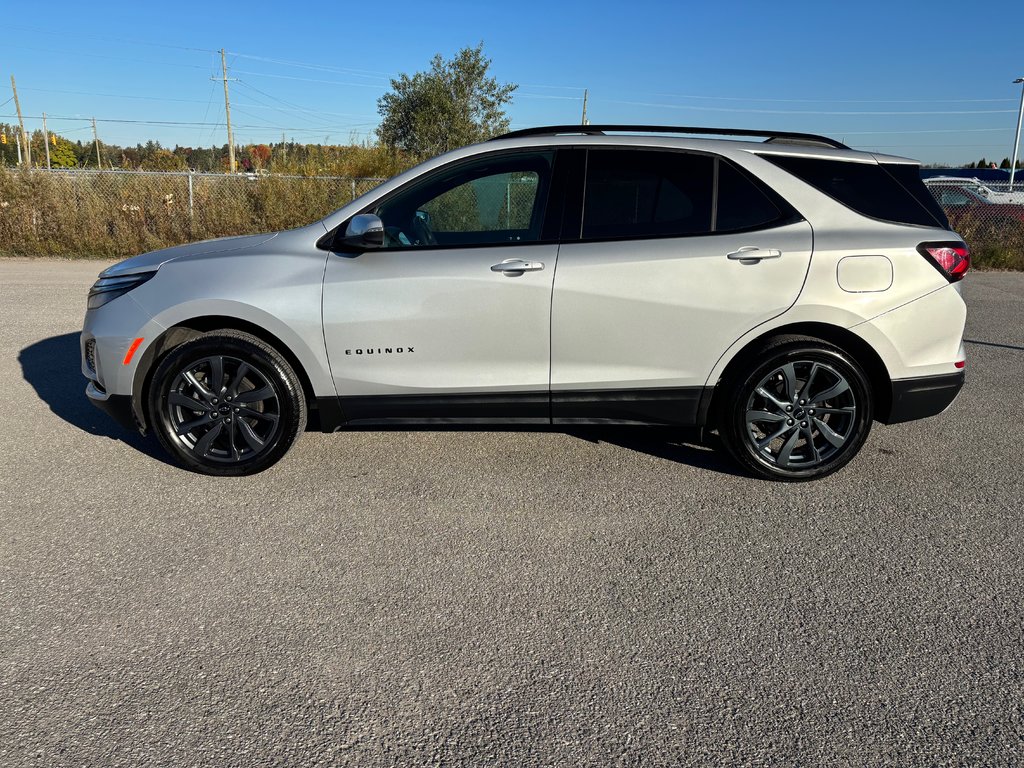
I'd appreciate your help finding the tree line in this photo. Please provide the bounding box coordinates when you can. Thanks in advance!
[0,126,414,177]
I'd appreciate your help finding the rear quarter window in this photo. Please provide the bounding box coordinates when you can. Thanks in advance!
[762,155,949,229]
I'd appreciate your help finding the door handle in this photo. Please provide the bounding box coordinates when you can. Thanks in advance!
[727,247,782,262]
[490,258,545,275]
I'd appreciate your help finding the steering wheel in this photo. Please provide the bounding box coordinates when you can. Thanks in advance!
[411,214,437,247]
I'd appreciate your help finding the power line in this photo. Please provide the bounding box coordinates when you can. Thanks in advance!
[224,51,392,79]
[21,87,215,104]
[0,114,372,132]
[590,98,1020,116]
[631,90,1019,105]
[233,80,340,130]
[231,70,389,90]
[3,23,216,54]
[4,43,211,71]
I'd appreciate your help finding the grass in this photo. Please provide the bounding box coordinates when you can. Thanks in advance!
[0,168,383,258]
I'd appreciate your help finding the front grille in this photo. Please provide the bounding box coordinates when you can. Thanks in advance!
[84,339,97,374]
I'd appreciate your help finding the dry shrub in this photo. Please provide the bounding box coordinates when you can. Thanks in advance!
[945,207,1024,271]
[0,167,384,258]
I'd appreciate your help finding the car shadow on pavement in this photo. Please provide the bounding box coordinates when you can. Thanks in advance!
[569,426,747,477]
[18,332,170,464]
[18,334,745,477]
[965,338,1024,351]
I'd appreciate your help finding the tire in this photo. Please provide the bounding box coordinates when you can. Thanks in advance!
[717,336,873,481]
[148,330,306,476]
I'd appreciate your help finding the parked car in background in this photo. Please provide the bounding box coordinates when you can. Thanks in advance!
[924,176,1024,208]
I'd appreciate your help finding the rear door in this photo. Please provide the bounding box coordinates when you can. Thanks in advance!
[550,147,813,424]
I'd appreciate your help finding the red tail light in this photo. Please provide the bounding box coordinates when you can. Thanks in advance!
[917,241,970,282]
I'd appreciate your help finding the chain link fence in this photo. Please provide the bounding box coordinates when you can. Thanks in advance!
[923,178,1024,269]
[2,167,1024,268]
[0,168,385,258]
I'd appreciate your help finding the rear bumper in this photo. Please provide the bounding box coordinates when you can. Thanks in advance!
[881,371,965,424]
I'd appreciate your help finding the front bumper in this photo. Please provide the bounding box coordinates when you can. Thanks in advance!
[881,371,965,424]
[85,380,140,433]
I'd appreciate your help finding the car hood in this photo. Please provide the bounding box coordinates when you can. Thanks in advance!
[99,233,279,278]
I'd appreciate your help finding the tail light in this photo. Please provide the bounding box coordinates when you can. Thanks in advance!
[917,241,970,282]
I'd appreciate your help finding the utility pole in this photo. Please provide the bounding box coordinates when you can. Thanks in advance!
[581,88,589,125]
[1011,77,1024,190]
[92,118,102,169]
[10,75,30,168]
[42,112,51,170]
[215,48,236,174]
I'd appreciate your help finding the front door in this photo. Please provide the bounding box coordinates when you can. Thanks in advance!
[322,149,559,423]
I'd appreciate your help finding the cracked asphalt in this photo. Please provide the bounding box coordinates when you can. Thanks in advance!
[2,259,1022,767]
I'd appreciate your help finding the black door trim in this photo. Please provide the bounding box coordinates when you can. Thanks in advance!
[317,386,709,429]
[551,387,704,426]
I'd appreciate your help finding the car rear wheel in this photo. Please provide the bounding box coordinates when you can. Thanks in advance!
[718,337,873,481]
[148,330,306,476]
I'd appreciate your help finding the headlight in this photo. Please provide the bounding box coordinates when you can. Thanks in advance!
[87,271,156,310]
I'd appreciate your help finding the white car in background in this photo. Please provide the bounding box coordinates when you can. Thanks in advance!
[924,176,1024,205]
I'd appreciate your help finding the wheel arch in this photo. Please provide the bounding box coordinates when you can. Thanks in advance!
[701,321,892,429]
[131,315,322,433]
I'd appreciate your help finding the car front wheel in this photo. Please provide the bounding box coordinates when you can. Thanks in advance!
[148,330,306,476]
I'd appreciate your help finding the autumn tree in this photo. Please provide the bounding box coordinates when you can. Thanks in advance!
[248,144,271,170]
[377,43,516,159]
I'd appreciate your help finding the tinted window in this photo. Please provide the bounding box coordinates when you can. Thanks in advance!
[375,151,553,248]
[882,163,950,228]
[763,154,947,228]
[715,160,788,232]
[582,150,714,239]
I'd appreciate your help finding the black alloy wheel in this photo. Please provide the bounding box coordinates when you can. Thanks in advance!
[149,330,306,475]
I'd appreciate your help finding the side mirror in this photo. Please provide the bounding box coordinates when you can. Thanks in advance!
[336,213,385,251]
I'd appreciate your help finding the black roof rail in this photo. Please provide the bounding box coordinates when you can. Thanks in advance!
[491,124,848,150]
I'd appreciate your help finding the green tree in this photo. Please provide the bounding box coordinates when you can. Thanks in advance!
[49,136,78,168]
[377,43,516,158]
[1000,157,1012,169]
[140,149,186,171]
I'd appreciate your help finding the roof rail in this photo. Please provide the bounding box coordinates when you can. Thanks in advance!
[491,124,848,150]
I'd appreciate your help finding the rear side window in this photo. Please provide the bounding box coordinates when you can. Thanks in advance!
[715,160,789,232]
[881,163,950,229]
[580,150,796,240]
[763,154,948,228]
[582,150,713,239]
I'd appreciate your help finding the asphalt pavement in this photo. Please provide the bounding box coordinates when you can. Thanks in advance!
[2,259,1023,767]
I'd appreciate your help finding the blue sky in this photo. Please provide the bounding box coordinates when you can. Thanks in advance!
[4,0,1023,165]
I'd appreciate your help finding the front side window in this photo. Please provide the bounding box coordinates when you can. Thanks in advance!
[374,151,554,248]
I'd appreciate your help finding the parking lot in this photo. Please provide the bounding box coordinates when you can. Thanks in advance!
[2,258,1023,766]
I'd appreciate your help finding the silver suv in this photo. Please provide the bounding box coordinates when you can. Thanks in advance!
[81,125,968,480]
